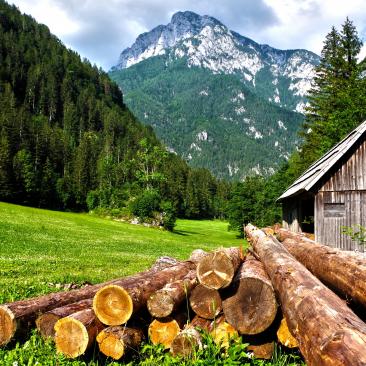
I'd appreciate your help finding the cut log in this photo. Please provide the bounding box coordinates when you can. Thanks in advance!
[197,247,242,289]
[222,255,277,334]
[277,317,298,348]
[210,315,238,348]
[96,326,143,360]
[189,284,222,319]
[245,224,366,366]
[93,260,196,325]
[36,299,93,339]
[279,235,366,309]
[189,249,208,264]
[148,317,183,349]
[247,343,274,360]
[0,256,177,346]
[170,315,209,357]
[54,309,104,358]
[147,270,197,318]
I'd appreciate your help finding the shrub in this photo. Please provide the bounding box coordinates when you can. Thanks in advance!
[130,190,161,220]
[161,201,177,231]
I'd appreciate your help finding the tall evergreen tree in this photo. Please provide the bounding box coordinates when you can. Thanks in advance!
[299,18,366,173]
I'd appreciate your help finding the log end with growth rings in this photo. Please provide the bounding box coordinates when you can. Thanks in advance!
[189,284,222,319]
[54,317,89,358]
[147,291,174,319]
[223,276,277,335]
[0,305,16,346]
[277,318,298,349]
[148,318,181,349]
[197,251,235,289]
[96,328,125,360]
[93,285,133,325]
[170,328,202,357]
[210,321,238,349]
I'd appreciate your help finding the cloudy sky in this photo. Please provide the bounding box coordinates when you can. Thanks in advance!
[9,0,366,70]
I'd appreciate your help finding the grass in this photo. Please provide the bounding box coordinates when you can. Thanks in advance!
[0,202,304,365]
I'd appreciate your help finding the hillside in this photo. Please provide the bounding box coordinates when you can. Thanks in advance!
[110,11,320,180]
[0,1,224,219]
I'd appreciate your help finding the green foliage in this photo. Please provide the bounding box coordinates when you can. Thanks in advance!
[161,201,177,231]
[130,190,162,220]
[297,17,366,173]
[341,224,366,245]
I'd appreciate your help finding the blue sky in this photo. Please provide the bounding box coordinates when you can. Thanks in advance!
[10,0,366,70]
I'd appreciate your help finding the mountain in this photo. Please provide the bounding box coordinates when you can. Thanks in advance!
[110,11,320,180]
[0,1,226,219]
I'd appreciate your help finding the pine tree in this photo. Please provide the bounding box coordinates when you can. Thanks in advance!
[298,18,366,172]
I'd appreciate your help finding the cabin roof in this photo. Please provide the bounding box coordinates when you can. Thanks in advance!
[278,120,366,201]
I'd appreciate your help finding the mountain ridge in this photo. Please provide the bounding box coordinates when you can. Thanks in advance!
[110,10,320,180]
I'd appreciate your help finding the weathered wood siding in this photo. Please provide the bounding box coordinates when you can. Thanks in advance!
[314,139,366,251]
[315,191,366,251]
[319,139,366,191]
[282,201,302,233]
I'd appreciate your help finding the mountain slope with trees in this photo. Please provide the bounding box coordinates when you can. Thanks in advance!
[110,11,320,180]
[0,0,227,224]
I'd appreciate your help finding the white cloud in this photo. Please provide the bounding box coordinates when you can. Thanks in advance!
[9,0,366,70]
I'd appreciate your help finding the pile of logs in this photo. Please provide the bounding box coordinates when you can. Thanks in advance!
[1,225,366,365]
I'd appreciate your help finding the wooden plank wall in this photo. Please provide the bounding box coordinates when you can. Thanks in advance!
[315,138,366,251]
[315,191,366,251]
[320,139,366,191]
[282,200,302,233]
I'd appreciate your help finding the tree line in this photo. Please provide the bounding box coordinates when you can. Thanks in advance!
[0,0,228,229]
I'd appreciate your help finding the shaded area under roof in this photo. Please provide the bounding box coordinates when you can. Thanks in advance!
[278,120,366,201]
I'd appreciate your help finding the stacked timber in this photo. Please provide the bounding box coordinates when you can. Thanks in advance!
[245,224,366,366]
[2,233,366,365]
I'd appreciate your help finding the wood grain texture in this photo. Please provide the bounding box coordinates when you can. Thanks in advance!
[197,247,242,289]
[222,255,277,334]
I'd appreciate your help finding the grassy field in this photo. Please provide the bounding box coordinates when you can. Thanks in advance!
[0,202,303,366]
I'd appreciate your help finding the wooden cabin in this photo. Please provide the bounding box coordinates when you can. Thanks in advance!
[278,120,366,251]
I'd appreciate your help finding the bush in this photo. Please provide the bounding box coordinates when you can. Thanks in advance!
[161,201,177,231]
[130,190,161,220]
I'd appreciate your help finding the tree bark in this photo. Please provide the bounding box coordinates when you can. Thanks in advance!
[197,247,242,289]
[93,260,196,325]
[36,298,93,339]
[222,255,277,334]
[147,270,197,318]
[245,223,366,366]
[0,256,177,346]
[279,235,366,309]
[96,326,144,360]
[189,283,222,319]
[54,308,104,358]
